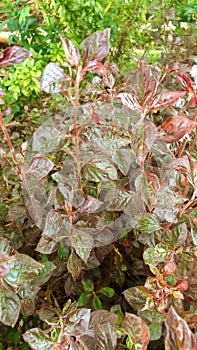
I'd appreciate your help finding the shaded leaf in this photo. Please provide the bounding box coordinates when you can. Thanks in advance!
[123,286,150,311]
[59,35,80,66]
[96,322,117,350]
[165,306,197,350]
[90,310,118,327]
[93,294,102,310]
[98,287,114,298]
[112,148,134,175]
[150,91,185,111]
[0,286,20,326]
[121,312,150,350]
[32,124,66,153]
[67,251,82,280]
[72,227,93,263]
[77,292,92,307]
[40,62,70,93]
[0,46,32,66]
[23,328,55,350]
[36,236,59,254]
[28,156,54,179]
[138,310,165,341]
[42,210,64,238]
[81,28,110,66]
[82,279,94,292]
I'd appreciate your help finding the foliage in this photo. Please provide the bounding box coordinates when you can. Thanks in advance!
[0,22,197,350]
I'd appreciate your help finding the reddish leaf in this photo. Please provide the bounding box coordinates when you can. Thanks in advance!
[159,115,196,143]
[117,92,142,113]
[140,61,157,105]
[59,35,80,66]
[121,312,150,350]
[0,46,32,67]
[190,94,197,107]
[42,210,64,238]
[77,196,103,214]
[82,59,106,76]
[174,280,189,291]
[81,28,110,66]
[40,62,70,93]
[177,73,195,94]
[28,156,54,179]
[150,91,185,111]
[165,306,197,350]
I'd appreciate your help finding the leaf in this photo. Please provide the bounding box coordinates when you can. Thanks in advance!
[121,312,150,350]
[123,286,150,311]
[64,308,91,336]
[67,251,82,281]
[117,93,142,113]
[112,148,134,175]
[96,322,117,350]
[177,73,195,93]
[28,156,54,179]
[137,214,160,233]
[159,115,196,143]
[98,287,114,298]
[72,227,93,263]
[40,62,70,93]
[77,292,92,307]
[32,124,66,153]
[0,46,32,66]
[165,306,197,350]
[81,28,110,66]
[82,279,94,292]
[42,210,64,238]
[36,236,59,254]
[93,294,102,310]
[3,254,43,291]
[77,196,103,214]
[143,243,171,267]
[150,91,185,111]
[82,60,106,76]
[138,310,165,341]
[82,156,117,182]
[23,328,55,350]
[59,35,80,66]
[90,310,118,327]
[0,286,20,327]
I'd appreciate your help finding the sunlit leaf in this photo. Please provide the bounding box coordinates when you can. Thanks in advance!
[150,91,185,111]
[81,28,110,66]
[0,46,32,66]
[96,322,117,350]
[0,286,20,326]
[117,93,142,113]
[123,286,150,311]
[40,62,70,93]
[138,309,165,341]
[28,156,54,179]
[121,312,150,350]
[143,243,171,267]
[82,156,117,182]
[59,35,80,66]
[159,115,196,143]
[137,214,160,233]
[3,254,43,290]
[42,210,64,238]
[77,292,92,307]
[77,196,103,214]
[23,328,55,350]
[72,227,93,263]
[165,306,197,350]
[82,60,106,76]
[64,308,91,336]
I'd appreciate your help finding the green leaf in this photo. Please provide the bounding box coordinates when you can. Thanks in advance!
[23,328,55,350]
[98,287,114,298]
[57,244,69,261]
[3,254,43,291]
[137,213,160,233]
[143,243,171,267]
[93,294,102,310]
[77,292,91,307]
[82,279,94,292]
[0,286,20,327]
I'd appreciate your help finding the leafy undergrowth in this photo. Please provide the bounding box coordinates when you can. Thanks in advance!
[0,29,197,349]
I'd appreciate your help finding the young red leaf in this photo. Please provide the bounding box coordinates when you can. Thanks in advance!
[159,115,196,143]
[81,28,110,66]
[40,62,70,93]
[0,46,32,66]
[165,306,197,350]
[82,59,106,76]
[59,35,80,66]
[150,91,185,111]
[117,92,142,113]
[177,73,195,94]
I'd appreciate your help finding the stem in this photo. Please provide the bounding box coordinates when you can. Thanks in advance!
[73,65,83,191]
[0,112,33,200]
